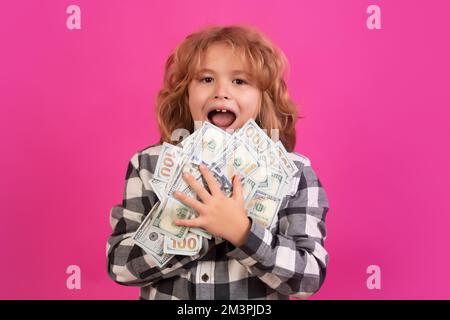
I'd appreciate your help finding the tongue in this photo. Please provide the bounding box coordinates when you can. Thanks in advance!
[210,112,236,128]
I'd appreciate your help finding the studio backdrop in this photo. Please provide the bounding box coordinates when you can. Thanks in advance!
[1,0,449,299]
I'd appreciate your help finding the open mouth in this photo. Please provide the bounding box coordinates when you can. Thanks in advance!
[207,108,237,129]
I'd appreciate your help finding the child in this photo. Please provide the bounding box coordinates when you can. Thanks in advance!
[107,25,330,300]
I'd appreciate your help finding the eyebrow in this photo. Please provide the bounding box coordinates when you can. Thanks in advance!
[197,68,249,76]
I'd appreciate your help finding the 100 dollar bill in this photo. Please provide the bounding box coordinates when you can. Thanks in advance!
[132,202,175,268]
[163,232,202,256]
[149,196,194,240]
[210,136,260,188]
[246,190,282,229]
[190,121,231,166]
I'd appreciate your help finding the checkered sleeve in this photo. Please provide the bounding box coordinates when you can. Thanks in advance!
[226,155,329,299]
[106,151,214,287]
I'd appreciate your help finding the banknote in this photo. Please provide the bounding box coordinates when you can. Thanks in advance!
[248,153,270,189]
[237,118,272,153]
[246,154,271,188]
[150,142,183,201]
[148,178,165,201]
[149,196,194,240]
[273,141,299,198]
[242,177,259,205]
[214,236,224,245]
[167,160,202,198]
[138,232,175,268]
[246,190,282,229]
[240,120,273,185]
[190,227,213,240]
[132,202,175,268]
[179,128,199,150]
[133,118,300,267]
[258,169,286,198]
[274,140,298,177]
[154,142,182,183]
[190,121,231,166]
[163,232,202,256]
[210,136,260,187]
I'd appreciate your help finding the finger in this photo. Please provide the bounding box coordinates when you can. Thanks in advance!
[173,191,205,213]
[232,174,244,201]
[182,172,212,203]
[174,217,203,228]
[199,164,222,196]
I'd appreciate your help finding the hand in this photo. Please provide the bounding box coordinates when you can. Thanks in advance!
[173,164,251,247]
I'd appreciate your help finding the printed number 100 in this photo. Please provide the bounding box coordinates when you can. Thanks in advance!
[171,238,197,249]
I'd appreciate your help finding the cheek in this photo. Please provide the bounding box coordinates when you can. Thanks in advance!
[240,91,261,114]
[188,87,206,119]
[189,86,207,104]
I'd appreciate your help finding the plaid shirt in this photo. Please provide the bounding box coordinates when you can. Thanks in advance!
[107,144,330,300]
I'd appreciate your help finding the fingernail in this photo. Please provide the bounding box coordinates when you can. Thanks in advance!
[199,164,206,170]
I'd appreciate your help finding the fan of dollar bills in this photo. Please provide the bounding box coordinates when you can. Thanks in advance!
[132,119,299,267]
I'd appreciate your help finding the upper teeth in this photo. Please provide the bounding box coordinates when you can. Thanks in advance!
[216,109,227,112]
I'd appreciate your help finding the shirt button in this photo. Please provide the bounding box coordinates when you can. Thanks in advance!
[201,273,209,282]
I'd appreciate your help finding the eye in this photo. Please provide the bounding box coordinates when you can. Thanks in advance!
[199,77,247,85]
[200,77,214,83]
[233,78,247,85]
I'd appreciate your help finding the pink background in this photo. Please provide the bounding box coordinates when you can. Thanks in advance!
[1,0,449,299]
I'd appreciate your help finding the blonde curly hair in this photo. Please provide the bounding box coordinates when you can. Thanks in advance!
[155,24,301,152]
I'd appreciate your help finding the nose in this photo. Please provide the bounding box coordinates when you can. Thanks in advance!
[214,94,229,100]
[213,80,230,100]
